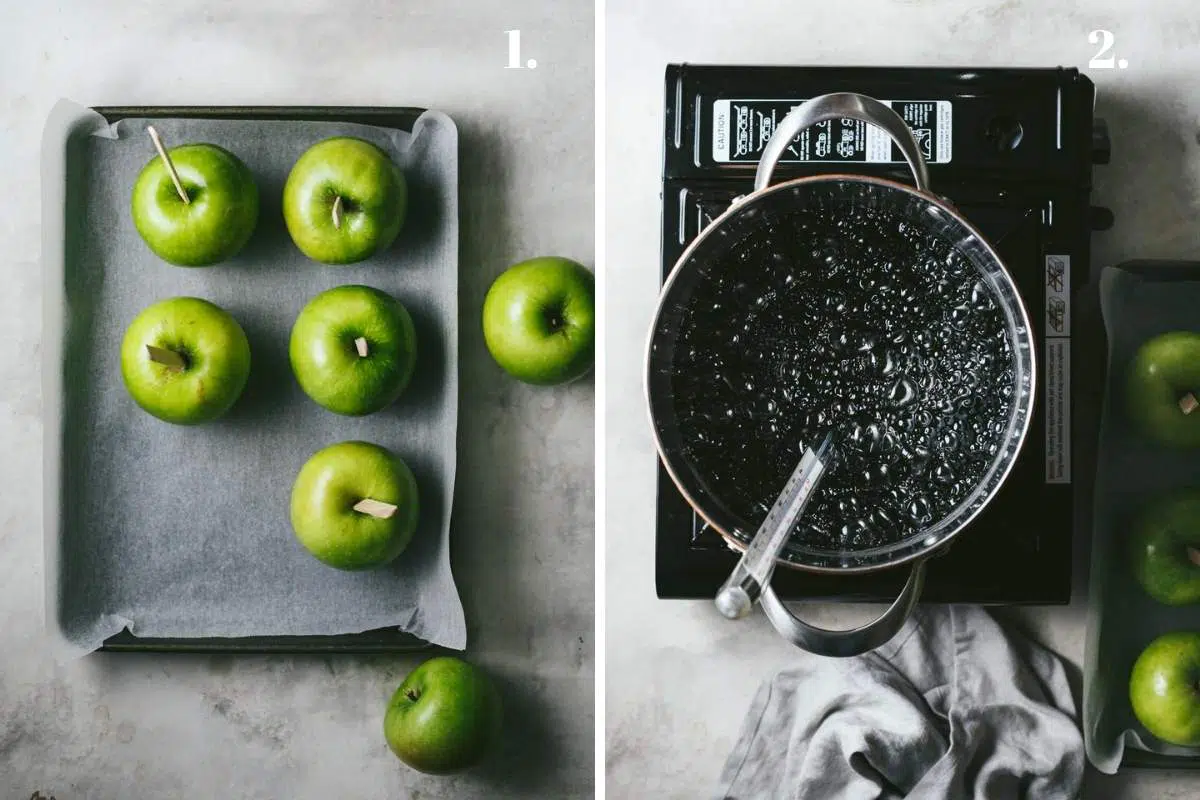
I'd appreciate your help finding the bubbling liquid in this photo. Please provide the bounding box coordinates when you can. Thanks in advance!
[670,205,1016,553]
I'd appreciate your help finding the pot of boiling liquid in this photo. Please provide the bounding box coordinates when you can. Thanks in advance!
[645,94,1036,657]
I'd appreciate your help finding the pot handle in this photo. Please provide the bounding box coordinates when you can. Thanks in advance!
[758,558,927,658]
[753,93,931,195]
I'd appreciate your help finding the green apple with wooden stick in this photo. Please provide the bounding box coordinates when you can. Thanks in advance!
[131,126,259,266]
[289,285,418,416]
[1127,331,1200,447]
[289,441,419,570]
[282,137,407,265]
[120,297,252,424]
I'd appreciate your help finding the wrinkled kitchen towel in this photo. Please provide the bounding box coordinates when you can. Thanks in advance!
[716,605,1083,800]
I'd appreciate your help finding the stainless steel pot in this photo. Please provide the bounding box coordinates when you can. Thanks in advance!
[645,93,1036,657]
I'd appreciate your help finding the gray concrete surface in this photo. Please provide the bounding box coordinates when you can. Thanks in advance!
[0,1,594,797]
[605,1,1200,797]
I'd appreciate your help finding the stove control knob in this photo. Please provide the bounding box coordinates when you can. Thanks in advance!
[1092,119,1111,165]
[1090,206,1115,231]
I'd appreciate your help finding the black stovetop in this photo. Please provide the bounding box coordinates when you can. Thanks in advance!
[656,65,1111,603]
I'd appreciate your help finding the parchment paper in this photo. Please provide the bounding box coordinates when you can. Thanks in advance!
[41,100,465,654]
[1084,262,1200,771]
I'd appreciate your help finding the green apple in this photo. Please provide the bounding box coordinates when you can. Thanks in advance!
[1131,490,1200,605]
[384,657,502,774]
[120,297,251,424]
[1130,631,1200,746]
[282,137,407,265]
[1127,331,1200,447]
[482,256,595,385]
[289,285,417,416]
[131,143,258,266]
[289,441,419,570]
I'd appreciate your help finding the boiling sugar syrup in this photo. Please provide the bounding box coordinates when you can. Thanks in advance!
[671,205,1016,553]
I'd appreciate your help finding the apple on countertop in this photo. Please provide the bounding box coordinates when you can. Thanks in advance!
[120,296,251,425]
[131,127,259,267]
[483,256,595,386]
[290,441,419,570]
[283,137,407,265]
[384,656,502,774]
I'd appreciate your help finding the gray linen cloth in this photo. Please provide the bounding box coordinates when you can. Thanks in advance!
[716,605,1083,800]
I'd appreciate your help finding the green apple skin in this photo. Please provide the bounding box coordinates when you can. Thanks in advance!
[1130,631,1200,746]
[131,144,259,266]
[289,285,417,416]
[120,297,251,424]
[1127,331,1200,447]
[384,657,502,774]
[282,137,407,265]
[289,441,419,570]
[482,256,595,385]
[1131,491,1200,605]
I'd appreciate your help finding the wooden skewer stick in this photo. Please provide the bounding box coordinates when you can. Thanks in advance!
[354,336,369,357]
[353,498,398,519]
[1189,546,1200,568]
[146,344,186,370]
[1182,393,1200,415]
[332,195,344,230]
[146,126,189,205]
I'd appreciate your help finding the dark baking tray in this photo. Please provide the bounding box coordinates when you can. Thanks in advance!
[90,106,434,654]
[1093,260,1200,770]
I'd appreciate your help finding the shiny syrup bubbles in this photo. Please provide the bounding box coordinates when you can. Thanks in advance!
[670,204,1016,554]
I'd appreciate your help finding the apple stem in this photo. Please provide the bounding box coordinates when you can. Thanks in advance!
[146,126,190,205]
[353,498,398,519]
[354,337,369,357]
[145,344,187,371]
[1182,393,1200,415]
[543,306,566,333]
[404,689,419,702]
[332,195,343,230]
